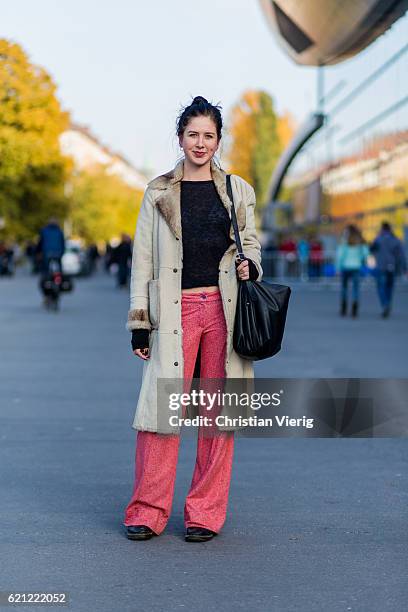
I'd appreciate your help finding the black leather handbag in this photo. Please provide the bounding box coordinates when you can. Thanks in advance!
[226,175,291,361]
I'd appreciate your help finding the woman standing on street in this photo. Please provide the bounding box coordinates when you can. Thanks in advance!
[122,96,262,542]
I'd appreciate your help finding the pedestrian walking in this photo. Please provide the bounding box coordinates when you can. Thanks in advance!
[25,241,38,274]
[308,236,324,279]
[279,235,298,278]
[336,224,369,317]
[123,96,262,542]
[87,243,100,275]
[297,237,310,281]
[0,241,14,276]
[112,233,132,288]
[104,242,113,273]
[370,221,407,318]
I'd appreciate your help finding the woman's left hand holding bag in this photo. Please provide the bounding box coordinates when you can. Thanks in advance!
[235,255,259,281]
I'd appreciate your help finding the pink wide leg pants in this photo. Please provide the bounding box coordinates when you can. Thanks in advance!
[123,289,234,535]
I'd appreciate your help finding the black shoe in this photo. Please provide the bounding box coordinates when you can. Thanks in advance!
[126,525,155,540]
[340,299,347,316]
[351,301,358,317]
[185,527,217,542]
[382,306,390,318]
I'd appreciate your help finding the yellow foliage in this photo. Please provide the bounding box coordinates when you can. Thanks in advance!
[68,168,143,243]
[227,90,260,182]
[277,111,296,150]
[0,38,71,239]
[226,89,286,209]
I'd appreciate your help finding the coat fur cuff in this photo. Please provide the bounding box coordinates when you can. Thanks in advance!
[126,308,152,332]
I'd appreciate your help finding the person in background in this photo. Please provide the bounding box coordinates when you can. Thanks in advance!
[113,233,132,288]
[25,241,38,274]
[104,242,114,273]
[297,236,310,281]
[37,217,65,274]
[279,235,297,277]
[370,221,407,318]
[308,235,324,279]
[87,243,100,275]
[336,224,369,318]
[0,241,14,276]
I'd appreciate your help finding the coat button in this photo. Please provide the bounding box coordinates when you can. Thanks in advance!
[173,268,177,273]
[174,361,178,366]
[173,329,178,334]
[174,299,178,304]
[176,237,179,241]
[228,299,231,302]
[225,270,228,273]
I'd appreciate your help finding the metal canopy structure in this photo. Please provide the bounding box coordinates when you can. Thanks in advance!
[259,0,408,66]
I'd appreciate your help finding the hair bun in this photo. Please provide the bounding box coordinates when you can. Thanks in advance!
[192,96,208,105]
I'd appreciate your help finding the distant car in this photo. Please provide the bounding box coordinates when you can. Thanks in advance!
[62,241,83,276]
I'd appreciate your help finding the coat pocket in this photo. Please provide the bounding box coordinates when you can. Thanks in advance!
[148,279,160,329]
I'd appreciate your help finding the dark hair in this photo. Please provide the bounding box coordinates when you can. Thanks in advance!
[381,221,392,232]
[176,96,223,141]
[346,224,364,246]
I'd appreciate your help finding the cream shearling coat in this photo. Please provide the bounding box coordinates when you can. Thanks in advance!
[126,157,263,433]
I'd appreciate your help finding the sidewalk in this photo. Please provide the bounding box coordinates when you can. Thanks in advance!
[0,269,406,612]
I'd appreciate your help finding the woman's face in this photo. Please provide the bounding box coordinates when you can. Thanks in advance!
[179,115,219,167]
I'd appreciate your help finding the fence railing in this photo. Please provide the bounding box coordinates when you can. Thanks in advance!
[260,251,379,285]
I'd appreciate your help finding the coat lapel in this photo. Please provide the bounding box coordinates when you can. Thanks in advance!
[151,157,246,241]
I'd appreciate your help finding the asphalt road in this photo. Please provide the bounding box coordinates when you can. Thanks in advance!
[0,268,407,611]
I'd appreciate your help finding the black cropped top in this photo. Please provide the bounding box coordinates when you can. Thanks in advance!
[180,179,234,288]
[131,179,259,350]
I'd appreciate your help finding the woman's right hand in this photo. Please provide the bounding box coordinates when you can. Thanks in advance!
[133,348,150,360]
[131,329,150,359]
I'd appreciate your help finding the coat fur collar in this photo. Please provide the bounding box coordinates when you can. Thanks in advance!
[148,158,246,240]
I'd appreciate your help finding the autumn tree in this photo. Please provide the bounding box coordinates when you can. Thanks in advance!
[68,168,143,243]
[0,39,71,240]
[226,90,295,212]
[277,110,296,151]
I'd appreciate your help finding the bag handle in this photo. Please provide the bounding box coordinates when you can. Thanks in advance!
[226,174,246,262]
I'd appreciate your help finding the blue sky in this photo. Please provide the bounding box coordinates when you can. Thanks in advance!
[2,1,408,176]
